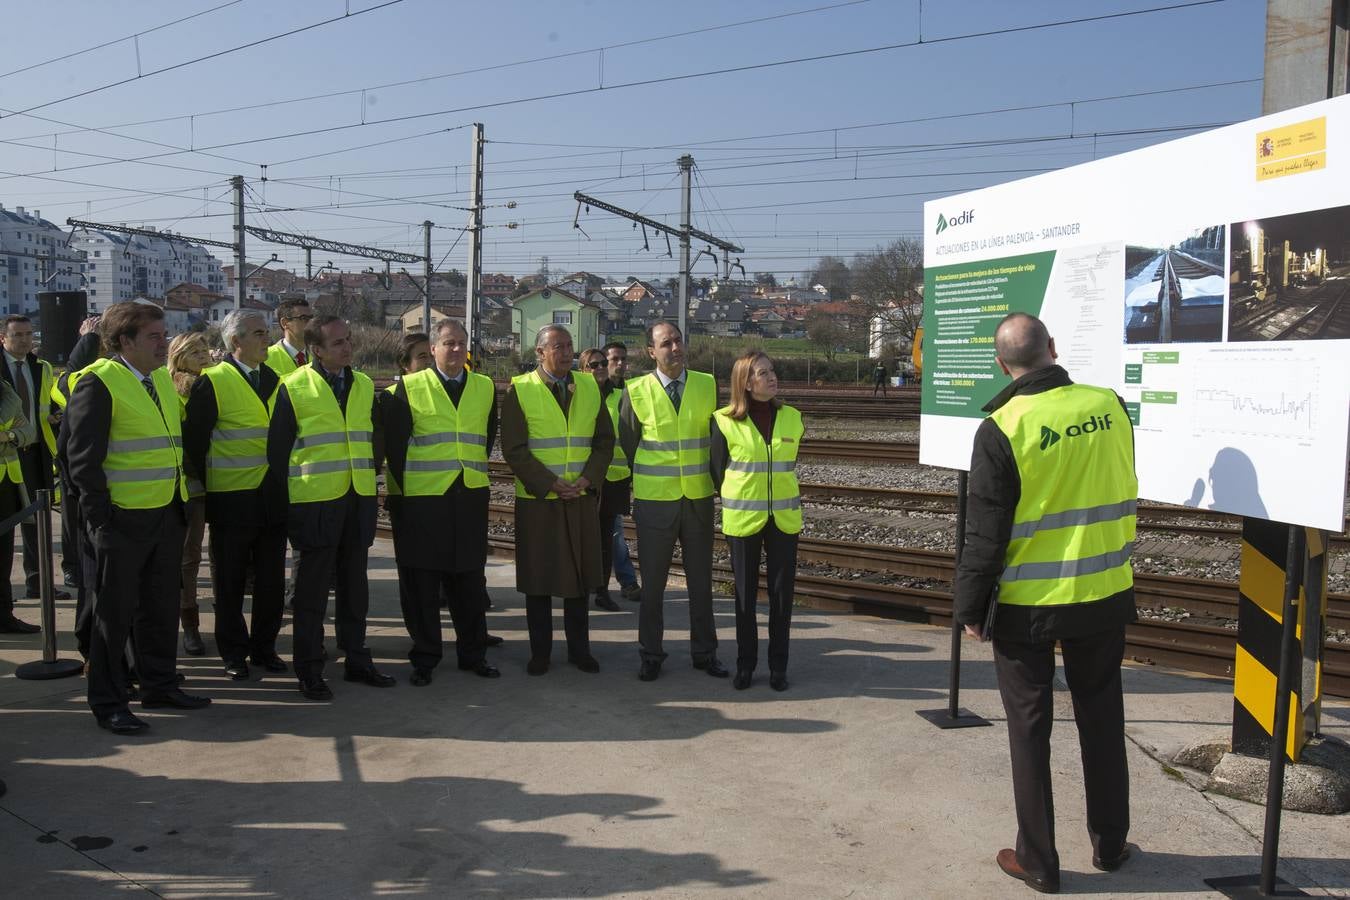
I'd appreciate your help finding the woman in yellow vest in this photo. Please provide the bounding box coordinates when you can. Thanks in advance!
[168,332,213,658]
[710,351,802,692]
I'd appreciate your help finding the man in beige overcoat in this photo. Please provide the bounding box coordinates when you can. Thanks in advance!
[500,324,613,676]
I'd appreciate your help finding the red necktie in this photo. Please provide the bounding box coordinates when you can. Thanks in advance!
[295,350,307,366]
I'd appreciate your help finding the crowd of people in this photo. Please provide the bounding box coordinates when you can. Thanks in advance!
[1,303,1142,889]
[1,301,806,733]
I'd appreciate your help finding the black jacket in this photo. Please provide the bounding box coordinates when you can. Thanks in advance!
[182,358,284,527]
[380,372,496,572]
[1,350,54,490]
[953,365,1136,642]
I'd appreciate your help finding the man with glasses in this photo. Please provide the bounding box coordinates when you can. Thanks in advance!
[266,298,313,376]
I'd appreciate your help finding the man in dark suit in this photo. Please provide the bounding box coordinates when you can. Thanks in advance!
[183,310,287,682]
[382,319,499,685]
[66,302,212,734]
[267,315,393,701]
[0,375,36,634]
[0,315,72,605]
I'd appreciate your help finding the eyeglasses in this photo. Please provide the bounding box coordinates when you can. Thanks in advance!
[285,314,314,323]
[587,361,606,369]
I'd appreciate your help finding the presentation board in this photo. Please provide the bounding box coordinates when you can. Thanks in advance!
[920,94,1350,532]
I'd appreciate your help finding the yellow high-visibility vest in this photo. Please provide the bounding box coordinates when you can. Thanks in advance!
[990,383,1137,607]
[83,358,187,509]
[202,362,274,493]
[604,388,630,481]
[279,366,375,503]
[402,368,493,495]
[713,403,803,537]
[265,342,301,378]
[509,369,600,500]
[627,370,715,501]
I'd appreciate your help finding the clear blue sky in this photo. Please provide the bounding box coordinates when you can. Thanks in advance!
[0,0,1268,282]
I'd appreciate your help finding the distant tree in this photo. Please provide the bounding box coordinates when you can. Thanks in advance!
[805,308,848,361]
[440,269,467,289]
[510,281,533,300]
[851,238,924,352]
[753,272,777,288]
[664,277,679,294]
[806,255,851,299]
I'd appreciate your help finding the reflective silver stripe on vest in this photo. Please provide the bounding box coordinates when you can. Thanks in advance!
[409,431,488,447]
[348,430,374,444]
[405,459,463,472]
[681,436,710,450]
[294,432,347,450]
[463,459,489,473]
[640,439,680,452]
[106,466,180,483]
[632,463,682,477]
[771,460,797,473]
[771,496,801,512]
[1008,499,1137,541]
[351,458,373,470]
[207,455,267,469]
[211,427,268,442]
[289,458,354,477]
[529,437,571,450]
[725,459,767,473]
[1001,542,1135,583]
[108,435,177,453]
[721,497,769,511]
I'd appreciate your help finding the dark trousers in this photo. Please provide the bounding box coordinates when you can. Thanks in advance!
[17,447,42,596]
[599,509,617,595]
[291,496,372,679]
[210,521,287,664]
[86,515,185,716]
[400,566,487,670]
[61,478,96,657]
[60,488,80,586]
[993,627,1130,882]
[524,594,589,662]
[727,519,797,673]
[0,522,15,618]
[635,496,716,664]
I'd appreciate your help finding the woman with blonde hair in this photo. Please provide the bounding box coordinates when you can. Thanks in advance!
[710,350,803,691]
[168,331,214,657]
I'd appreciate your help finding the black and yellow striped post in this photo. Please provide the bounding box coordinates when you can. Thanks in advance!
[1232,518,1328,762]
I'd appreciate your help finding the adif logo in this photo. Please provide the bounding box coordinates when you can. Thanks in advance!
[935,209,974,235]
[1039,414,1113,451]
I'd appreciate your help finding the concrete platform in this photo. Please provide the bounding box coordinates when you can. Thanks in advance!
[1,531,1347,898]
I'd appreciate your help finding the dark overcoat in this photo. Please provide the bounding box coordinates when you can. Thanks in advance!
[500,373,613,598]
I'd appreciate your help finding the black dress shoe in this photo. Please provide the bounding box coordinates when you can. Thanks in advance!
[410,668,432,687]
[182,627,206,657]
[26,589,72,601]
[526,657,550,676]
[694,657,729,678]
[997,848,1059,894]
[96,710,150,734]
[1093,843,1135,872]
[769,671,789,692]
[733,668,753,690]
[593,592,621,612]
[249,651,289,673]
[0,614,40,634]
[299,675,333,701]
[458,660,502,678]
[620,582,642,602]
[344,667,396,688]
[638,659,661,682]
[224,660,249,681]
[484,634,504,647]
[568,655,600,674]
[141,689,212,710]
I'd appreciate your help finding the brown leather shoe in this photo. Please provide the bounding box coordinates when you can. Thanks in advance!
[1093,843,1135,872]
[996,848,1059,894]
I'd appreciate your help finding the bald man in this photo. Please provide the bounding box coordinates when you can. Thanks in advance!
[954,312,1138,892]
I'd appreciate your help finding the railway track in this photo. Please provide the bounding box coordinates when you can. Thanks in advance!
[378,520,1348,698]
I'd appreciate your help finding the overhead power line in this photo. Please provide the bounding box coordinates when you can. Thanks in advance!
[0,0,408,120]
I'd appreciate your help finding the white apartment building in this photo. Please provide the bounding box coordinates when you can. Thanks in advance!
[70,225,224,312]
[0,205,86,315]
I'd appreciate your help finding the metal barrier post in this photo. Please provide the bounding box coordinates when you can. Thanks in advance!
[917,470,991,729]
[15,489,83,681]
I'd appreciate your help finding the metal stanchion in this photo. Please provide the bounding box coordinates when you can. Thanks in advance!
[1205,524,1309,898]
[917,470,991,729]
[15,489,83,681]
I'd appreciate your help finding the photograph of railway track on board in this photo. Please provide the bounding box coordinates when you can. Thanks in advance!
[1227,204,1350,341]
[1123,226,1227,344]
[921,92,1350,532]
